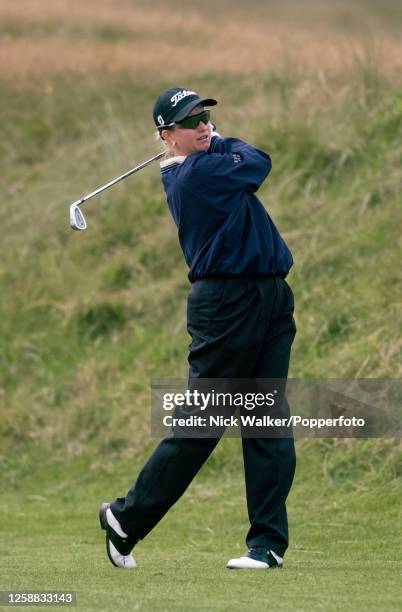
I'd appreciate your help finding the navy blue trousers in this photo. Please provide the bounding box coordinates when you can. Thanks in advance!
[111,276,297,557]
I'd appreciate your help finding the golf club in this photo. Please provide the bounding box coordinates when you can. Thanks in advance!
[69,151,166,231]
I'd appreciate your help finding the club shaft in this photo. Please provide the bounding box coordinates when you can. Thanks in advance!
[74,151,166,207]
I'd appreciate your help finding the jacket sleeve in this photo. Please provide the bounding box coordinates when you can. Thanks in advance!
[184,137,272,195]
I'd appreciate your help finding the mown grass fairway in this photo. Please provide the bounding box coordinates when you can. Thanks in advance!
[1,440,401,611]
[0,1,401,610]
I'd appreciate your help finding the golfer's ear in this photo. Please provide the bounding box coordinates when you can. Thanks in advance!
[161,129,173,144]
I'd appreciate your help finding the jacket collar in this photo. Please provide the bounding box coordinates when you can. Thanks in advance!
[160,156,186,169]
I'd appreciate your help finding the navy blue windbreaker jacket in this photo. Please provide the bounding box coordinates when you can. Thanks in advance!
[160,135,293,283]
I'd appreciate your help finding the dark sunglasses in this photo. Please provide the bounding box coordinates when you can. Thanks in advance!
[176,110,211,130]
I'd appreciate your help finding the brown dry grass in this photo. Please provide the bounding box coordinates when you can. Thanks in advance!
[0,0,206,29]
[1,0,401,81]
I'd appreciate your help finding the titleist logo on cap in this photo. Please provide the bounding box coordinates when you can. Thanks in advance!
[170,90,197,108]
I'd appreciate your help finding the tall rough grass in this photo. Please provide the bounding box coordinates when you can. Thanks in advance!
[1,67,400,458]
[0,2,401,459]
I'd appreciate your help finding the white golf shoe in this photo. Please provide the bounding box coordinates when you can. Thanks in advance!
[227,547,283,569]
[99,503,137,569]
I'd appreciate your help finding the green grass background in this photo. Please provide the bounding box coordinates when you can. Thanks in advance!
[0,1,401,610]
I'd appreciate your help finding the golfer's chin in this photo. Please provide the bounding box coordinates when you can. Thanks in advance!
[181,138,211,156]
[195,137,211,152]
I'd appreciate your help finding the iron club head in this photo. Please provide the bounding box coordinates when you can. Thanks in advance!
[68,151,166,231]
[70,202,87,231]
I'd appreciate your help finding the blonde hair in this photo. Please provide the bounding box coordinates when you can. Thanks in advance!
[154,129,175,158]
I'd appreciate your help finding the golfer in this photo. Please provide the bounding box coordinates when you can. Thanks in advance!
[99,87,297,570]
